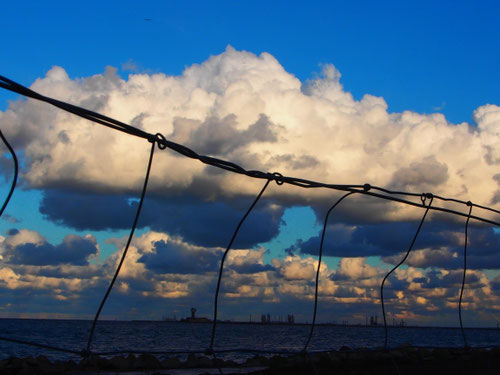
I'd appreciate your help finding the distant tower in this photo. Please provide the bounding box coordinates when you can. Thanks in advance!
[191,308,196,319]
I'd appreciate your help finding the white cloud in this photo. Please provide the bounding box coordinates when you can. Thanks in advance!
[334,257,382,280]
[273,255,319,281]
[2,229,44,248]
[1,47,499,220]
[1,227,500,324]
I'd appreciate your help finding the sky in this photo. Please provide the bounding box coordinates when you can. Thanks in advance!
[0,0,500,329]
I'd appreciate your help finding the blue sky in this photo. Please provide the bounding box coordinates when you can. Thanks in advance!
[1,0,500,327]
[2,1,499,122]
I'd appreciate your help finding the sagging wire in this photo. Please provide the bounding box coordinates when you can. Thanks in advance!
[0,75,498,226]
[0,336,81,355]
[207,178,275,375]
[0,75,151,142]
[302,191,357,352]
[85,139,157,356]
[458,202,473,348]
[380,193,434,348]
[209,178,274,352]
[0,74,500,359]
[66,343,500,357]
[0,129,18,218]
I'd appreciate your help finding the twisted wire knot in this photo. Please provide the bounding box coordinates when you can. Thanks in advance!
[155,133,167,150]
[272,172,284,185]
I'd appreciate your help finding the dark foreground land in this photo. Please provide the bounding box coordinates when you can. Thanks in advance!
[2,346,500,374]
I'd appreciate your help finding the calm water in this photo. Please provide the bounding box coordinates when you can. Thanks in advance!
[1,319,500,361]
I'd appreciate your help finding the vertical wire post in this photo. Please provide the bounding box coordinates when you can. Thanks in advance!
[85,140,157,355]
[458,202,473,348]
[303,191,354,352]
[0,129,19,217]
[209,179,272,352]
[380,193,433,347]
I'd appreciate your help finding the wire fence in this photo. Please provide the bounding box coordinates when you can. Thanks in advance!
[0,75,499,361]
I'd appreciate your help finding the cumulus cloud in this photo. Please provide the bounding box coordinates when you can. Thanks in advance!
[0,227,499,324]
[389,156,449,192]
[331,257,382,281]
[0,229,99,266]
[380,226,500,270]
[292,221,463,258]
[226,247,274,274]
[139,237,222,275]
[1,47,499,220]
[39,189,284,248]
[1,47,500,323]
[272,255,324,281]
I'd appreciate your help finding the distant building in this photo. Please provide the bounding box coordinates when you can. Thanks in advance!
[181,307,211,323]
[261,313,272,323]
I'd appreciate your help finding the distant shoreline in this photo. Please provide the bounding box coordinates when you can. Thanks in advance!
[2,317,499,330]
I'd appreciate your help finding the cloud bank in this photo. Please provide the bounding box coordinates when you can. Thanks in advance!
[1,47,500,217]
[1,47,499,324]
[1,229,499,325]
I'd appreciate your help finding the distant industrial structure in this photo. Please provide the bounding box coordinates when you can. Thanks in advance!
[260,313,295,324]
[181,307,211,323]
[365,315,406,327]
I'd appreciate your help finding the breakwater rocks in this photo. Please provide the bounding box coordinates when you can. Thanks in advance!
[2,347,500,374]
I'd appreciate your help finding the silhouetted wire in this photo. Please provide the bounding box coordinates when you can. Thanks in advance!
[380,194,434,347]
[209,179,272,351]
[0,336,82,355]
[0,76,151,141]
[0,76,498,226]
[212,351,224,375]
[85,140,157,356]
[87,343,500,357]
[1,75,500,359]
[373,186,500,215]
[459,202,473,348]
[361,190,498,226]
[0,129,18,217]
[303,191,356,352]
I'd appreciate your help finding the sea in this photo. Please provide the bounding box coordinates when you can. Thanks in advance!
[1,319,500,362]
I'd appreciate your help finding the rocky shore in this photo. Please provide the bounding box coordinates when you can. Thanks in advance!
[2,346,500,374]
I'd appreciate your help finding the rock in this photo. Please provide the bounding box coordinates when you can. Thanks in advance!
[269,355,287,367]
[223,359,238,367]
[34,355,51,367]
[18,362,37,375]
[134,353,162,370]
[78,354,111,370]
[195,355,213,368]
[162,356,181,369]
[6,357,24,372]
[397,342,413,349]
[245,355,269,366]
[109,355,132,371]
[185,353,198,368]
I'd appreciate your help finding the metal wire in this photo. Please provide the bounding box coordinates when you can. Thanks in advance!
[458,202,473,348]
[303,191,355,352]
[0,75,500,362]
[85,140,157,356]
[0,129,18,217]
[380,194,434,347]
[0,336,82,355]
[0,76,498,227]
[209,179,272,351]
